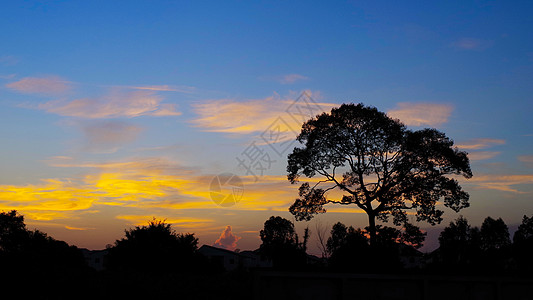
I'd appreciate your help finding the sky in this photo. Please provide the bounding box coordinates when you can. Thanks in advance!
[1,0,532,254]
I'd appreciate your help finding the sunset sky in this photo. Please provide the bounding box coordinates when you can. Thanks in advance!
[1,1,532,253]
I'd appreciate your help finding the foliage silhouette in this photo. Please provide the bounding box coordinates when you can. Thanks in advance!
[326,222,371,271]
[513,215,533,272]
[106,218,204,273]
[0,210,85,271]
[0,210,88,298]
[437,216,481,270]
[287,103,472,245]
[326,222,424,272]
[480,216,511,251]
[478,216,511,272]
[259,216,307,269]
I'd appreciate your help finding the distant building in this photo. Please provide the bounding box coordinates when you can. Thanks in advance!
[81,249,108,271]
[199,245,272,271]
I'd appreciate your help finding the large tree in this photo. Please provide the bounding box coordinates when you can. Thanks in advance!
[287,103,472,244]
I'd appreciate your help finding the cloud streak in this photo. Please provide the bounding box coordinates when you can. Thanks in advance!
[6,76,71,95]
[190,92,335,139]
[452,38,492,50]
[279,74,309,84]
[38,89,181,118]
[387,102,453,127]
[82,121,143,153]
[463,174,533,193]
[1,156,307,222]
[456,138,505,150]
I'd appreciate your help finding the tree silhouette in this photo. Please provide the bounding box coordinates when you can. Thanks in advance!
[0,210,28,253]
[259,216,306,269]
[0,210,87,298]
[287,103,472,245]
[480,217,510,251]
[106,218,201,273]
[479,216,511,271]
[513,215,533,272]
[437,216,481,270]
[326,222,371,271]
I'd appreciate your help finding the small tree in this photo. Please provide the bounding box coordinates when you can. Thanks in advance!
[287,103,472,244]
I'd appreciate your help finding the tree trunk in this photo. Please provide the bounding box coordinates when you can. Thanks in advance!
[367,212,377,246]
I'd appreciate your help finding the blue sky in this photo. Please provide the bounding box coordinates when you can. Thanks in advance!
[0,0,532,253]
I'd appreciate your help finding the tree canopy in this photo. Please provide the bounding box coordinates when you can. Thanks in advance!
[287,103,472,243]
[106,218,201,273]
[259,216,307,269]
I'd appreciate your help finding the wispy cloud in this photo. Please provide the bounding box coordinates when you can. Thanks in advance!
[38,89,181,118]
[190,92,335,138]
[462,174,533,193]
[456,138,505,150]
[387,102,453,126]
[279,74,309,84]
[65,225,95,231]
[116,215,214,228]
[6,76,71,95]
[127,85,196,93]
[214,225,241,250]
[3,156,306,222]
[82,121,143,153]
[468,151,501,161]
[451,38,492,50]
[0,178,98,220]
[0,55,19,66]
[518,155,533,166]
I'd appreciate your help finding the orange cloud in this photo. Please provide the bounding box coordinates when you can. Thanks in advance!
[6,76,71,95]
[387,102,453,126]
[214,225,241,250]
[116,215,214,228]
[38,89,181,118]
[456,138,505,150]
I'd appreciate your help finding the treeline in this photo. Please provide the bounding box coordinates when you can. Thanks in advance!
[1,210,533,298]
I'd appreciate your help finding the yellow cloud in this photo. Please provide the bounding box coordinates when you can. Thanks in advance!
[0,157,314,221]
[6,76,71,95]
[387,102,453,127]
[65,225,95,231]
[190,92,336,137]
